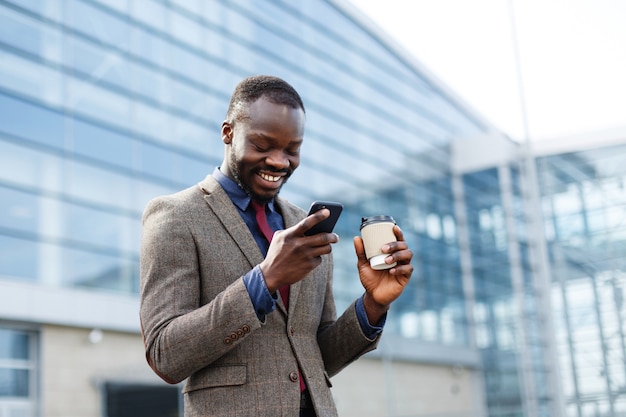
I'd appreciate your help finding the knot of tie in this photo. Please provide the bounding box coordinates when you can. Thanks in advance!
[251,200,274,243]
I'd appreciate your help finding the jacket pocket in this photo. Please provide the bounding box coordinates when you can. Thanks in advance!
[183,364,247,393]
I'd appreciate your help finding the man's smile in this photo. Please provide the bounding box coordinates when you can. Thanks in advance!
[258,172,282,182]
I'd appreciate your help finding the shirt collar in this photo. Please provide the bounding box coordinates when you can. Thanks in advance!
[212,167,277,213]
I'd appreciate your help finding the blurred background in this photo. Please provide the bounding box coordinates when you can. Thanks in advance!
[0,1,625,416]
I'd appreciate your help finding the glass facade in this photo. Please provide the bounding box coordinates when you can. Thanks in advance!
[538,144,626,416]
[0,0,485,296]
[1,1,625,416]
[444,141,626,417]
[458,160,555,417]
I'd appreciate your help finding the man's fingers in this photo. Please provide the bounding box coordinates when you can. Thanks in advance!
[353,236,364,253]
[381,240,409,254]
[353,236,369,264]
[296,208,330,234]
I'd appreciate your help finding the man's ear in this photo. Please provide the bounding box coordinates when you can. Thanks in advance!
[221,121,233,144]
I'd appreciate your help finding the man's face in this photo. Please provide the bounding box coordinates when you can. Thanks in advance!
[221,96,305,202]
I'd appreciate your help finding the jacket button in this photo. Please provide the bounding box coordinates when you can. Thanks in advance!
[289,326,295,335]
[289,372,299,382]
[236,329,244,337]
[242,325,250,333]
[230,333,238,340]
[224,337,232,345]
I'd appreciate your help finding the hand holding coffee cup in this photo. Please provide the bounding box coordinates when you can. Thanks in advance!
[360,215,398,270]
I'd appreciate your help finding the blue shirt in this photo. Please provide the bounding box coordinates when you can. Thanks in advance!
[212,167,384,338]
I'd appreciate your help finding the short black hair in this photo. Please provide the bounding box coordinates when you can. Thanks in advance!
[225,75,305,124]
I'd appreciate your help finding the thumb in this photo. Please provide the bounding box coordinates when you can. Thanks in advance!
[353,236,368,265]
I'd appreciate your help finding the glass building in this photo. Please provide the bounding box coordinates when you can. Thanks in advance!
[0,0,625,416]
[537,136,626,417]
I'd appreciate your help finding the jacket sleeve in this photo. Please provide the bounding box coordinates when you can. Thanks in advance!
[315,254,381,377]
[139,196,261,384]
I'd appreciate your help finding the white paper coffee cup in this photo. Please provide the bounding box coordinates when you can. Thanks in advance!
[360,215,397,270]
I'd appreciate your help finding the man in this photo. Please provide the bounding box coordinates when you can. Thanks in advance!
[140,75,413,417]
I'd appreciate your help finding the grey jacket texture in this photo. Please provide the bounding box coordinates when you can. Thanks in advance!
[139,175,380,417]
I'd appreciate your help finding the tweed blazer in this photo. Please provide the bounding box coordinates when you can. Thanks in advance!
[140,175,380,417]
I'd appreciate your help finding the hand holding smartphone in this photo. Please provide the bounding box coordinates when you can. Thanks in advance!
[304,201,343,236]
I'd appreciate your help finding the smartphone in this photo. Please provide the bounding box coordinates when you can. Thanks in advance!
[304,201,343,236]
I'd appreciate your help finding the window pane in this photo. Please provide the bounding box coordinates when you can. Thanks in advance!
[0,6,61,61]
[0,93,64,149]
[0,236,38,280]
[0,187,39,235]
[0,369,29,397]
[65,160,132,211]
[0,329,29,360]
[72,119,133,169]
[0,140,62,192]
[64,247,138,294]
[64,1,130,50]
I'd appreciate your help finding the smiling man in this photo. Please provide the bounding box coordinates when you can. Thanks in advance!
[139,75,413,417]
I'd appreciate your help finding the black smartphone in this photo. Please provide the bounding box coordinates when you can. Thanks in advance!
[304,201,343,236]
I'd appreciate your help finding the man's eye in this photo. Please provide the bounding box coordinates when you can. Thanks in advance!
[286,148,300,156]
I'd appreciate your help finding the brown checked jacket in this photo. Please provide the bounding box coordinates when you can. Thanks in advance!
[139,175,380,417]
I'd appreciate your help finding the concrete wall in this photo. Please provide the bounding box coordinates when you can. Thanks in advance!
[332,357,482,417]
[39,325,483,417]
[40,325,158,417]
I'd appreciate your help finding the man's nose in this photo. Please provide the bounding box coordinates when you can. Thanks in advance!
[266,151,290,169]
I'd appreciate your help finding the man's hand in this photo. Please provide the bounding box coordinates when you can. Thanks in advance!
[354,225,413,324]
[260,209,339,293]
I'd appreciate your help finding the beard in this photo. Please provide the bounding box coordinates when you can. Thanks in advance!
[228,146,291,202]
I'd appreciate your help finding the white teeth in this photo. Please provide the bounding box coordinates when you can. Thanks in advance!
[260,173,280,182]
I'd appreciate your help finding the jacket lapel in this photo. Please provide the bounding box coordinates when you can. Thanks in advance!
[197,177,306,317]
[197,176,264,268]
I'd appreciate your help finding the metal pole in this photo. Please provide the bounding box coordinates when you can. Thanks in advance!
[507,1,565,416]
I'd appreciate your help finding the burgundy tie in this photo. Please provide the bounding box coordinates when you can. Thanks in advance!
[250,200,290,309]
[250,200,305,392]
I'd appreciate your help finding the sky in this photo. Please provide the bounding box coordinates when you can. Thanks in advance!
[348,0,626,142]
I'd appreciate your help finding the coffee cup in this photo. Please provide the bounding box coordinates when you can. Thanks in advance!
[360,215,397,270]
